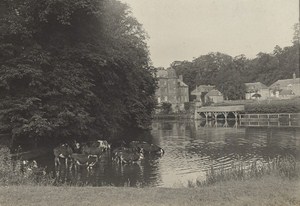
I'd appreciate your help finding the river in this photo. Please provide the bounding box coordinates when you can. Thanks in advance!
[35,119,300,187]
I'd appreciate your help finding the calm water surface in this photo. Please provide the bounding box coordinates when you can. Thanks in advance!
[38,120,300,188]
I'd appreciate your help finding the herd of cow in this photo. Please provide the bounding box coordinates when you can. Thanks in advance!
[53,140,165,173]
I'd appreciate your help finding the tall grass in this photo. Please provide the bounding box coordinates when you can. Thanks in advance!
[0,146,54,186]
[191,155,299,187]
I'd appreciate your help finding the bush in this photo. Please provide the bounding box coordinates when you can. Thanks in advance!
[0,146,53,186]
[245,98,300,113]
[161,102,172,114]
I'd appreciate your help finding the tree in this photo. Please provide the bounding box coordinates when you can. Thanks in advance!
[160,102,172,114]
[0,0,156,147]
[292,23,300,45]
[215,69,246,100]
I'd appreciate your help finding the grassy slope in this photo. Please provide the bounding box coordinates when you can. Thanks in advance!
[1,176,299,206]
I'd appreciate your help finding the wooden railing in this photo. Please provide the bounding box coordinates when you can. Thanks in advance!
[240,113,300,120]
[239,113,300,127]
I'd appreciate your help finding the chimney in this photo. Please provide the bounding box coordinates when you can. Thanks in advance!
[179,75,183,81]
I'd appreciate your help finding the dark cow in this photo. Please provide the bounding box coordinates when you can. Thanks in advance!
[53,143,73,171]
[71,140,82,153]
[129,141,164,156]
[113,147,144,164]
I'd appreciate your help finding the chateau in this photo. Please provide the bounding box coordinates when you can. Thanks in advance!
[155,68,189,112]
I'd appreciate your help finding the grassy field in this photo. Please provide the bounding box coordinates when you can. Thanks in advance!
[0,176,299,206]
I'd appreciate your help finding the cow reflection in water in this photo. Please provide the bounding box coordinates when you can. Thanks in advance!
[53,143,73,180]
[114,162,143,187]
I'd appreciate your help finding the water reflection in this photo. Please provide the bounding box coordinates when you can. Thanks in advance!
[34,120,300,187]
[48,149,163,187]
[152,120,299,187]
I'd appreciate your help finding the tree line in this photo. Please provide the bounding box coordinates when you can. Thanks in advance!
[172,23,300,100]
[0,0,157,147]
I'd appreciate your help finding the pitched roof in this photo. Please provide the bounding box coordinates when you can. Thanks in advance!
[156,68,178,78]
[178,79,188,87]
[191,85,215,95]
[269,78,300,89]
[156,69,168,78]
[205,89,223,97]
[245,82,268,92]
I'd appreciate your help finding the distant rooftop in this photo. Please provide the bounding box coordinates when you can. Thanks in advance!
[206,89,223,97]
[270,78,300,89]
[245,82,268,92]
[191,85,215,95]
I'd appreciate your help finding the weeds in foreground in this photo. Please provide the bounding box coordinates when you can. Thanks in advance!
[0,146,54,186]
[189,155,299,187]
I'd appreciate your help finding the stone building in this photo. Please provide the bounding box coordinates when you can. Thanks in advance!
[155,68,189,112]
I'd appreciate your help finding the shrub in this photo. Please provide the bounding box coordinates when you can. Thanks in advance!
[0,146,53,186]
[245,98,300,113]
[161,102,172,114]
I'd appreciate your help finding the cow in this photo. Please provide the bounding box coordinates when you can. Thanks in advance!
[70,153,98,172]
[53,143,73,172]
[129,141,164,156]
[21,160,46,176]
[86,140,111,151]
[113,147,144,164]
[81,143,105,162]
[97,140,111,151]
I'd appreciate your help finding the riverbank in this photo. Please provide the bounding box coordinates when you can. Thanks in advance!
[153,112,193,120]
[0,175,299,206]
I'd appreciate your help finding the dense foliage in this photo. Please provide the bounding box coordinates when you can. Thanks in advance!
[160,102,172,114]
[0,0,157,147]
[172,23,300,100]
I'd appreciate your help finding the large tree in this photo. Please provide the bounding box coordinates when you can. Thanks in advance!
[0,0,157,147]
[215,69,246,100]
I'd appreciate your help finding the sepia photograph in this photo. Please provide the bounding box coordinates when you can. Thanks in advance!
[0,0,299,205]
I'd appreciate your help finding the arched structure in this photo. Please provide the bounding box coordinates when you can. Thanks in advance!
[195,105,245,120]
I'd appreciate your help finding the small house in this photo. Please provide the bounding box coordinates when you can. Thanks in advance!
[205,89,224,103]
[245,82,270,100]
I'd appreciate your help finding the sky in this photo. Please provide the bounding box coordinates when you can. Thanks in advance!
[120,0,299,68]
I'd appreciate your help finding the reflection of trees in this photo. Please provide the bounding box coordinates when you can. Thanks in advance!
[245,127,298,158]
